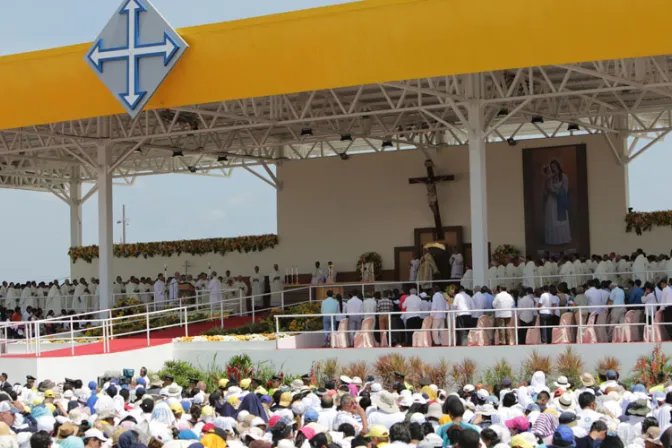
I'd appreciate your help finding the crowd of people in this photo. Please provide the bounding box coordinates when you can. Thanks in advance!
[0,365,670,448]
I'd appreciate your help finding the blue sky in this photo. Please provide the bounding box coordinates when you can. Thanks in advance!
[0,0,665,281]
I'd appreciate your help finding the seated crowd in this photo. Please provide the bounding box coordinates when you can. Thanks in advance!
[0,365,669,448]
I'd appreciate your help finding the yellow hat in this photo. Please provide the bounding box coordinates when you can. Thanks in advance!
[218,379,229,388]
[255,387,268,395]
[170,402,183,414]
[227,396,240,406]
[32,397,44,406]
[279,392,292,407]
[201,405,215,417]
[240,379,251,390]
[439,415,452,425]
[510,435,535,448]
[44,390,55,399]
[365,425,389,438]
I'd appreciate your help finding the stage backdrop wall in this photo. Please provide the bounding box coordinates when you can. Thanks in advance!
[72,134,672,280]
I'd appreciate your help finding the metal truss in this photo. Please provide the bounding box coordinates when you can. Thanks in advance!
[3,55,672,192]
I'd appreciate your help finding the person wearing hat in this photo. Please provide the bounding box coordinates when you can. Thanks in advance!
[83,428,109,448]
[21,376,36,398]
[393,372,413,392]
[0,401,36,434]
[599,370,619,392]
[553,392,577,413]
[365,425,390,446]
[369,391,404,428]
[269,376,282,396]
[550,426,577,448]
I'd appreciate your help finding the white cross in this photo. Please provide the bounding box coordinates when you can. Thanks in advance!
[87,0,180,109]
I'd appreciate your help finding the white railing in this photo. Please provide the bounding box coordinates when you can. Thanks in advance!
[274,302,660,349]
[0,284,319,357]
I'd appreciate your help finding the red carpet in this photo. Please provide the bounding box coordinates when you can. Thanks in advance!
[5,316,259,358]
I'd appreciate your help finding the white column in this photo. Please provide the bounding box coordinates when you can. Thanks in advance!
[69,175,83,249]
[97,143,114,311]
[468,100,489,287]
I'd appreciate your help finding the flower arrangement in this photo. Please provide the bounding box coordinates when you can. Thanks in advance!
[625,209,672,235]
[356,252,383,280]
[633,344,668,388]
[69,234,279,263]
[492,244,521,265]
[174,333,285,343]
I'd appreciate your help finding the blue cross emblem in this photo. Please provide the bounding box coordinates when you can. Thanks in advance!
[85,0,185,113]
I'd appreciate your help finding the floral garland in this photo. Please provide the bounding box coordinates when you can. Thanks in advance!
[625,209,672,235]
[492,244,521,265]
[69,234,279,263]
[356,252,383,280]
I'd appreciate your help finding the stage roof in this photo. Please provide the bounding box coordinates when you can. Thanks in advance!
[0,0,672,196]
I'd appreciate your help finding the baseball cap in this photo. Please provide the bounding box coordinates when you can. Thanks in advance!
[88,381,97,390]
[304,407,319,423]
[511,434,535,448]
[44,390,55,398]
[506,416,530,432]
[606,370,617,380]
[559,412,577,425]
[553,426,576,447]
[84,428,109,442]
[365,425,389,438]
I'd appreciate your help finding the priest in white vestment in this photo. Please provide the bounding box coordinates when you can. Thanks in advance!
[488,262,499,289]
[460,267,473,291]
[496,263,507,289]
[208,271,223,306]
[250,266,263,307]
[632,251,648,282]
[417,250,438,285]
[505,258,518,290]
[270,265,283,307]
[616,256,630,286]
[409,258,420,282]
[0,282,7,304]
[232,276,249,314]
[153,274,166,310]
[46,281,62,315]
[169,271,180,307]
[594,257,609,282]
[449,249,464,279]
[6,285,19,309]
[560,258,577,289]
[522,258,538,289]
[72,279,88,313]
[311,262,325,284]
[326,261,338,283]
[19,285,34,310]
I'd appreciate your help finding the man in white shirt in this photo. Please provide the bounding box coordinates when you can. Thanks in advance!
[369,391,406,428]
[363,294,377,321]
[471,286,487,319]
[317,395,338,431]
[585,280,605,315]
[655,392,672,433]
[153,274,166,310]
[577,391,604,432]
[169,271,180,307]
[403,289,423,346]
[430,286,447,346]
[537,285,554,344]
[492,286,515,345]
[346,291,363,346]
[452,286,472,346]
[517,288,536,344]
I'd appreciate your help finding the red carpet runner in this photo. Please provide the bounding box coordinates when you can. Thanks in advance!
[4,316,259,358]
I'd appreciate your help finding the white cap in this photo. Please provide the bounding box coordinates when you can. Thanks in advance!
[351,377,363,385]
[476,389,489,400]
[463,384,475,393]
[251,417,266,427]
[410,412,426,424]
[237,410,250,422]
[371,383,383,393]
[84,428,109,442]
[339,375,352,384]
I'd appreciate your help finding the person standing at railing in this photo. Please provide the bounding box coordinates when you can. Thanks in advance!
[452,286,472,346]
[607,282,626,341]
[376,291,395,344]
[560,257,577,290]
[643,282,659,327]
[522,257,538,290]
[661,278,672,339]
[270,265,283,308]
[346,290,363,346]
[250,266,263,308]
[208,271,223,311]
[430,286,447,346]
[72,278,88,313]
[518,288,536,344]
[585,280,604,318]
[45,280,62,316]
[538,285,554,344]
[403,289,423,347]
[493,286,515,345]
[153,274,166,310]
[321,290,340,347]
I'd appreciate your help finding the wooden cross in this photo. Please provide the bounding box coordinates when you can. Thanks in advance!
[182,260,192,275]
[408,159,454,240]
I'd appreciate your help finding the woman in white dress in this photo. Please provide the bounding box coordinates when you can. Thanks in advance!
[544,160,572,245]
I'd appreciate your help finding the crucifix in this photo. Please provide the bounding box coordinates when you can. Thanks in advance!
[182,260,192,275]
[408,159,455,240]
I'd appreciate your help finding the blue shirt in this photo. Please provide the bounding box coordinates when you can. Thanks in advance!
[609,287,625,305]
[629,287,644,305]
[321,297,340,314]
[484,293,494,309]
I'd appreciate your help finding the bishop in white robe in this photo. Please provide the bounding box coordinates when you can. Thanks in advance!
[460,268,473,291]
[449,250,464,279]
[632,252,648,282]
[270,265,283,307]
[311,262,325,284]
[72,281,88,313]
[232,277,249,314]
[522,259,538,289]
[6,286,19,309]
[505,259,518,290]
[594,258,609,282]
[488,263,499,289]
[616,257,630,286]
[208,272,223,307]
[46,282,62,315]
[409,259,420,282]
[560,259,577,289]
[154,275,166,309]
[250,266,263,307]
[19,286,34,310]
[326,262,338,283]
[169,272,180,307]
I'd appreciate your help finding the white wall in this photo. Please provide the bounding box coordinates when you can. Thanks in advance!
[73,134,672,280]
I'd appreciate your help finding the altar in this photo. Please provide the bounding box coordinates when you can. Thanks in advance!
[284,281,384,301]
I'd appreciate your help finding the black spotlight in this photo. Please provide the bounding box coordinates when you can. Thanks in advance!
[567,123,580,131]
[188,166,197,173]
[340,134,353,142]
[339,152,350,160]
[381,140,394,148]
[506,138,517,146]
[300,128,313,137]
[497,108,509,117]
[172,151,184,158]
[531,116,544,124]
[217,155,228,162]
